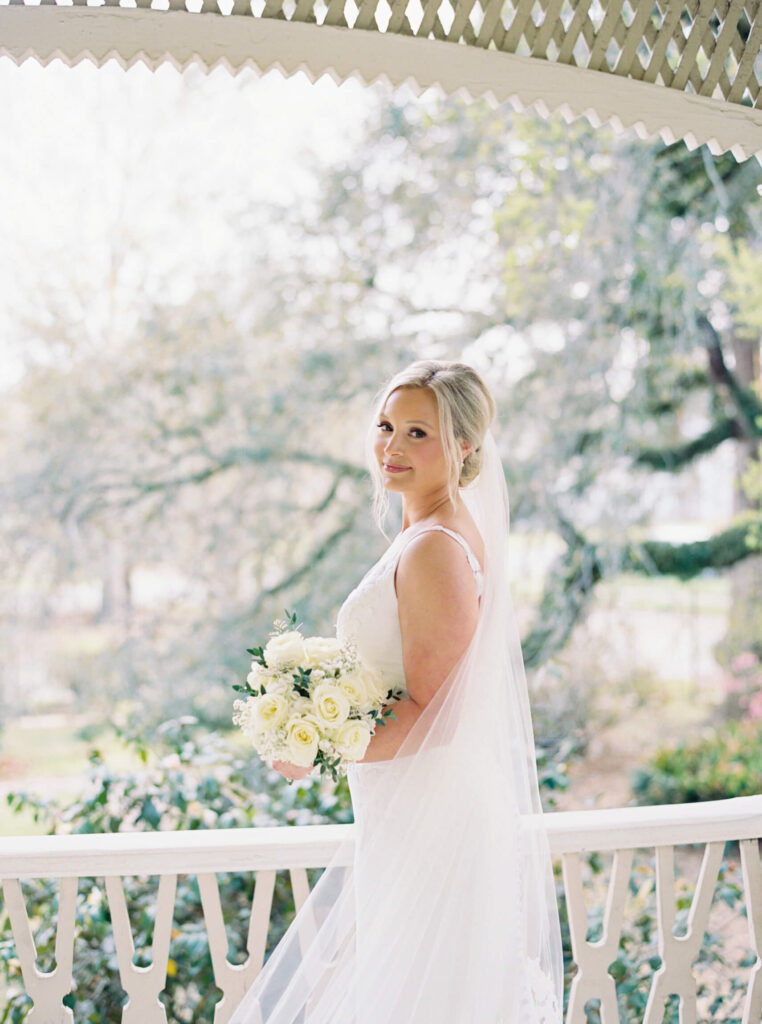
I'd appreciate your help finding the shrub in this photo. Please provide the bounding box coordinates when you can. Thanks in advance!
[630,718,762,805]
[0,714,579,1021]
[0,716,352,1023]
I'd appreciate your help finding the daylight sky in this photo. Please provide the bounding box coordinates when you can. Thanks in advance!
[0,56,384,388]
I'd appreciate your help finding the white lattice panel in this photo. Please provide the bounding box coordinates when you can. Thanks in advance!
[0,0,761,160]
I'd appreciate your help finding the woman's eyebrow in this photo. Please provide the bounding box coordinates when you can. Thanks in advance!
[378,414,434,428]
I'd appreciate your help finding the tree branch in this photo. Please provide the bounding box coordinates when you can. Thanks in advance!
[633,417,741,470]
[60,449,367,522]
[521,513,762,667]
[249,512,359,616]
[701,316,762,436]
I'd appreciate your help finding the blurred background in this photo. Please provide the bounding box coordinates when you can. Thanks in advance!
[1,55,762,1022]
[1,56,761,825]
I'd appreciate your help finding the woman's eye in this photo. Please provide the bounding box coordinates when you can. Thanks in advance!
[377,421,392,431]
[411,429,426,438]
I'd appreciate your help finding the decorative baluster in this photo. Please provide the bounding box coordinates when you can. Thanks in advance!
[740,837,762,1024]
[289,867,319,951]
[104,873,177,1024]
[642,840,724,1024]
[197,869,276,1024]
[562,847,633,1023]
[1,876,77,1024]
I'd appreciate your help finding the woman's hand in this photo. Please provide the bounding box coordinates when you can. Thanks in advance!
[271,758,312,783]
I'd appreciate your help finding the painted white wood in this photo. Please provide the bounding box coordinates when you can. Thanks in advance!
[642,840,725,1024]
[104,872,177,1024]
[197,870,274,1024]
[2,797,762,1021]
[289,865,320,954]
[740,837,762,1024]
[1,876,77,1024]
[0,5,761,161]
[529,794,762,854]
[0,822,355,879]
[3,796,762,879]
[562,847,633,1023]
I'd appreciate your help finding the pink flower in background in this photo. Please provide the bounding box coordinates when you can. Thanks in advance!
[722,673,743,694]
[747,690,762,720]
[731,651,759,674]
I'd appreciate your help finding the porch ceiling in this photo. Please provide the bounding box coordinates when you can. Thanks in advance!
[2,0,761,161]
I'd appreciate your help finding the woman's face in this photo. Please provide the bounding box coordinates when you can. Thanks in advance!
[373,387,452,496]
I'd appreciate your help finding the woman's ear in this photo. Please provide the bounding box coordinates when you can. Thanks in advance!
[460,440,473,461]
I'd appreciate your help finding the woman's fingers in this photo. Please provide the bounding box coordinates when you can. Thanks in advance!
[272,758,311,780]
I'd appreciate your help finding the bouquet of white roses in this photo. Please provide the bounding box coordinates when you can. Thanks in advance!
[233,611,403,782]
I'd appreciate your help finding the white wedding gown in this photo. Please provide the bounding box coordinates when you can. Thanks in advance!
[230,455,564,1024]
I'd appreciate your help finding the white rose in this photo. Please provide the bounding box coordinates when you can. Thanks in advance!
[311,683,351,729]
[250,693,289,732]
[291,694,313,715]
[285,716,320,767]
[334,720,372,762]
[339,669,386,713]
[359,668,388,703]
[247,664,269,688]
[263,631,307,670]
[303,636,344,667]
[263,675,291,697]
[337,671,371,710]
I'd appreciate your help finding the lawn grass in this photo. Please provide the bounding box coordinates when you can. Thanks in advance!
[0,714,146,836]
[1,714,139,780]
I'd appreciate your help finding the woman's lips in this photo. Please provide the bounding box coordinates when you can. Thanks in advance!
[383,463,410,474]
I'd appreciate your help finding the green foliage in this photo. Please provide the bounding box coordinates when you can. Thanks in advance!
[631,718,762,805]
[0,717,353,1023]
[0,710,582,1019]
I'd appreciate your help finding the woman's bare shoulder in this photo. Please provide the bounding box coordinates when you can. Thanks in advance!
[395,527,478,597]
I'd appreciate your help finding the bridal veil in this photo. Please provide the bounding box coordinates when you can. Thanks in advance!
[229,429,564,1024]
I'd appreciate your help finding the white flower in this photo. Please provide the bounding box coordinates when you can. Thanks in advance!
[263,631,307,670]
[285,716,320,767]
[311,682,351,729]
[263,675,291,697]
[247,664,269,688]
[303,636,344,667]
[333,720,372,762]
[338,668,386,713]
[249,693,289,732]
[291,694,313,715]
[360,668,388,703]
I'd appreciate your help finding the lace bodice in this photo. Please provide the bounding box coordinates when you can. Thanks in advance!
[335,526,484,699]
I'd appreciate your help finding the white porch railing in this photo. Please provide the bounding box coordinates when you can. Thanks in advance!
[1,794,761,1023]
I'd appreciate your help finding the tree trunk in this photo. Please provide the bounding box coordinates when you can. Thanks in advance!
[98,539,132,626]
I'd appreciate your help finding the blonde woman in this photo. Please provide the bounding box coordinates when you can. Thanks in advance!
[232,360,563,1023]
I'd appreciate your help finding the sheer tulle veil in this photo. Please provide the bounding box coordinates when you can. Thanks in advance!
[229,430,564,1024]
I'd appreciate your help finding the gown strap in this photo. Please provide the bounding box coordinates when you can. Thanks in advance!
[412,525,484,598]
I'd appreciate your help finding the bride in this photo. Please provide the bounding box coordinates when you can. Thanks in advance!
[230,360,564,1023]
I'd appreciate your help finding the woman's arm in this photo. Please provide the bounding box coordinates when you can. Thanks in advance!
[359,530,480,762]
[273,531,480,776]
[355,696,423,762]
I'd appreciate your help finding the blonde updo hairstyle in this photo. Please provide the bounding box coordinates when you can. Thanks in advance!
[367,360,496,531]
